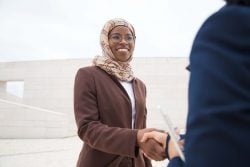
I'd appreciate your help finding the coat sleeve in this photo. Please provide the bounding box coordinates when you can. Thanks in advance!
[143,85,147,128]
[74,68,139,158]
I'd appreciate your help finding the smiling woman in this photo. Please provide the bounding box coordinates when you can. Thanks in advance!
[108,26,135,62]
[92,18,136,81]
[73,18,165,167]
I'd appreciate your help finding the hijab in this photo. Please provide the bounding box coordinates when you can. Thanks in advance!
[93,18,135,82]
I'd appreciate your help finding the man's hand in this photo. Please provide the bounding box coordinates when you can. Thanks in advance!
[168,138,185,160]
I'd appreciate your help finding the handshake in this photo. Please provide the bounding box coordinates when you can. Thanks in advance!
[137,128,184,161]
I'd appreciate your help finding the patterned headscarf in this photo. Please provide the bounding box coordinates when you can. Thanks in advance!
[93,18,135,82]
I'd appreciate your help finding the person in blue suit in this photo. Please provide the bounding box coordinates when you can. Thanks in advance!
[141,0,250,166]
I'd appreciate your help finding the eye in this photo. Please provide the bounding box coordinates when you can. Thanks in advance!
[125,35,134,42]
[110,35,121,41]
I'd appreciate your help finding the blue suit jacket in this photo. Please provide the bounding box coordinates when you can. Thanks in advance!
[168,4,250,167]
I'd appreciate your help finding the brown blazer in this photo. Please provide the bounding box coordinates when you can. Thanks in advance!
[74,66,152,167]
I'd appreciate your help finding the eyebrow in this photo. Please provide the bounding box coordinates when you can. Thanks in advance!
[109,33,133,36]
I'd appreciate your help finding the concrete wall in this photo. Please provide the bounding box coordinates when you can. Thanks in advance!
[0,57,189,138]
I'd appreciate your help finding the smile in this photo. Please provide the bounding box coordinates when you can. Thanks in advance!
[117,48,129,51]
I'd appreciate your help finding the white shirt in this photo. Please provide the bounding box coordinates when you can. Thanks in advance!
[119,81,136,129]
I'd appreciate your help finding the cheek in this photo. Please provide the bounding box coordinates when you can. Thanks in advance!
[109,43,116,53]
[110,47,116,54]
[129,44,135,53]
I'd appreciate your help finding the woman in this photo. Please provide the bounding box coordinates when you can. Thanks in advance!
[74,18,164,167]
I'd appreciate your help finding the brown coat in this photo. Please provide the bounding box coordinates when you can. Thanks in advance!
[74,66,152,167]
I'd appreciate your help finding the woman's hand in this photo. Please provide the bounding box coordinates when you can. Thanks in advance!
[140,129,185,160]
[137,129,166,161]
[141,131,168,149]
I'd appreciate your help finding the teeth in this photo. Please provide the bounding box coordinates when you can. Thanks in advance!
[118,49,128,51]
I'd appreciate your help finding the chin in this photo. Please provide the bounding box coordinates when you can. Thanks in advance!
[116,54,130,62]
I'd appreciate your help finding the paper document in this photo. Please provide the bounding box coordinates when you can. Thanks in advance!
[157,105,185,162]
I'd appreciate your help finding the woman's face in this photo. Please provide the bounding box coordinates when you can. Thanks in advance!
[108,26,135,62]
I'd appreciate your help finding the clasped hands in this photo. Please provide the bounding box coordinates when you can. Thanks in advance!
[137,128,184,161]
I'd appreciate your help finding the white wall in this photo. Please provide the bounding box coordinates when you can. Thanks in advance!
[0,57,189,138]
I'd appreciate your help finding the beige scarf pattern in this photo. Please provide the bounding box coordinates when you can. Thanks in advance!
[93,18,135,82]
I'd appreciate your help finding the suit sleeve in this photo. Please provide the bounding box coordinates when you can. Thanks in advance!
[74,68,138,158]
[168,157,183,167]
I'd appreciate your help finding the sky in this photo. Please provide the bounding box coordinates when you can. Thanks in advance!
[0,0,225,62]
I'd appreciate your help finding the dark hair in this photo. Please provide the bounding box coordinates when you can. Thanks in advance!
[226,0,250,5]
